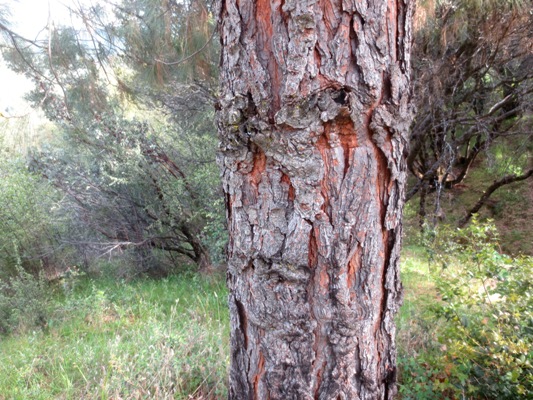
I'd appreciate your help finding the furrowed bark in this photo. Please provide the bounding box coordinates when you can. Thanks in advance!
[217,0,414,398]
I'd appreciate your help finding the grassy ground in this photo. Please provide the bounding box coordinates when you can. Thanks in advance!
[0,249,444,400]
[397,246,441,358]
[396,247,454,399]
[0,273,230,399]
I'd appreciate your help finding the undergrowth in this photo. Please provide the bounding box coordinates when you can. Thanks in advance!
[0,264,52,335]
[398,219,533,399]
[0,272,229,400]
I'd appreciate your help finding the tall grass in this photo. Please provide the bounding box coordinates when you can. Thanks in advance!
[0,252,445,399]
[0,272,229,399]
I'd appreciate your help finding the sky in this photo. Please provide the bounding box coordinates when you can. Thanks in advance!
[9,0,74,37]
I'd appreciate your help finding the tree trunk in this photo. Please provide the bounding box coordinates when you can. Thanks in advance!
[181,223,213,271]
[217,0,414,398]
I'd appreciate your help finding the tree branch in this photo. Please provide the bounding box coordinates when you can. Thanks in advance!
[458,168,533,227]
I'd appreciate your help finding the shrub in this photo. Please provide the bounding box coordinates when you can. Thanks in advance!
[0,157,65,279]
[428,219,532,398]
[0,264,52,335]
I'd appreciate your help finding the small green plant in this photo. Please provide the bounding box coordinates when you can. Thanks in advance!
[398,351,468,399]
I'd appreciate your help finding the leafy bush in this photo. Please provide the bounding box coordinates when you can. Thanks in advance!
[0,264,52,335]
[424,219,532,398]
[398,351,467,399]
[0,157,67,278]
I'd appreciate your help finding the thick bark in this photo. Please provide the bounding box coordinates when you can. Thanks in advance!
[217,0,414,399]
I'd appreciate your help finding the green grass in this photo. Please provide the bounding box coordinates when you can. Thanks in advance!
[396,246,457,399]
[0,273,230,400]
[397,246,442,355]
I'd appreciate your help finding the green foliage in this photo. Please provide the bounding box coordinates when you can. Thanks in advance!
[0,272,229,399]
[397,247,464,399]
[31,109,225,274]
[0,157,65,278]
[433,220,532,398]
[400,219,533,399]
[486,140,530,178]
[111,0,219,84]
[399,352,467,399]
[1,0,225,273]
[0,264,52,335]
[201,197,228,265]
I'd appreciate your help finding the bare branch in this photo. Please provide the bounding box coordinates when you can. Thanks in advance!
[458,169,533,227]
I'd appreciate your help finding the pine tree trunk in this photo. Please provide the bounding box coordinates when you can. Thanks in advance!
[217,0,414,398]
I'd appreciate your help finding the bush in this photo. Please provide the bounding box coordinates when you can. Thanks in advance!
[0,157,65,279]
[426,219,533,398]
[0,264,52,335]
[398,351,467,399]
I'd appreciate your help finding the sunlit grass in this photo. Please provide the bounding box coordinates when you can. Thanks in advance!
[398,245,442,356]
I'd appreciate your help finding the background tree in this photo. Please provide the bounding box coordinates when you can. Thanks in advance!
[408,0,532,228]
[0,0,223,276]
[218,0,414,398]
